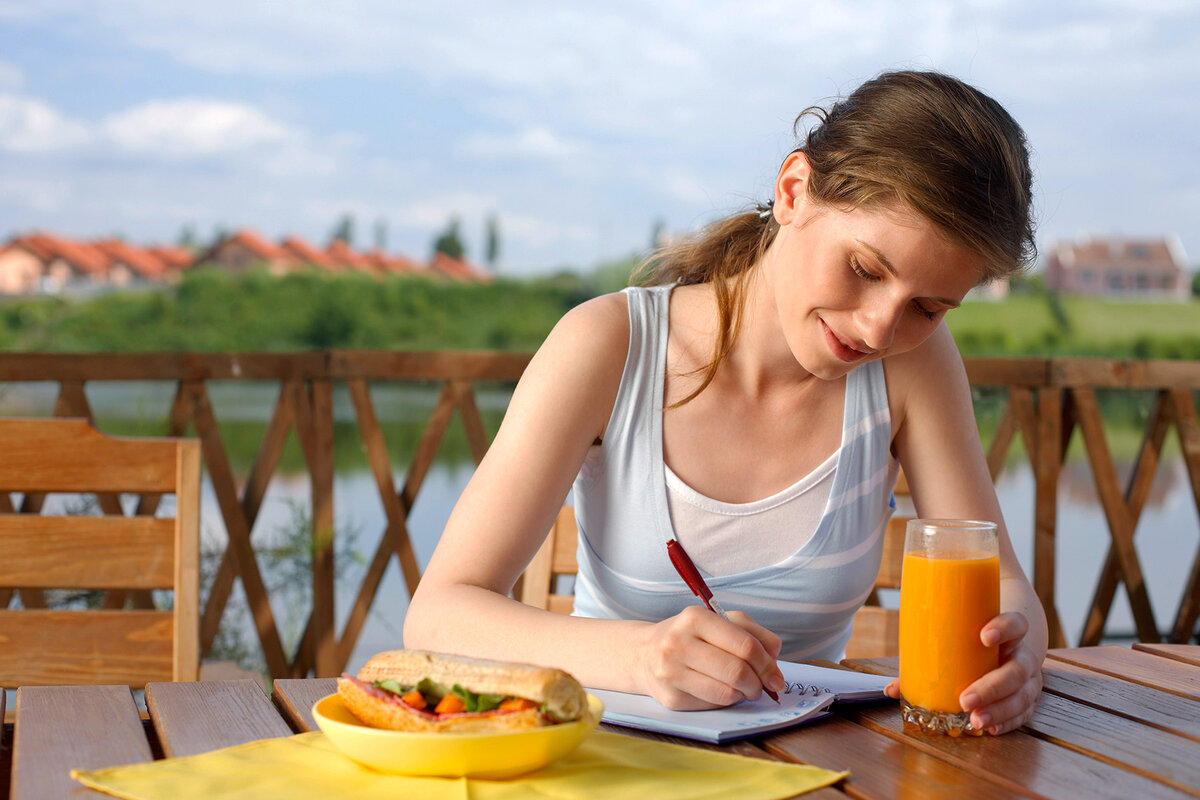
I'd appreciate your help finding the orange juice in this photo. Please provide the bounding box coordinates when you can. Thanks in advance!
[899,551,999,712]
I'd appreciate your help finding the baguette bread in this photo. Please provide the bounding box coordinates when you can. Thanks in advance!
[337,649,588,734]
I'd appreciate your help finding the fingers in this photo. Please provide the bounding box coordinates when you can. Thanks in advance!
[725,609,785,689]
[960,640,1043,735]
[980,611,1028,648]
[641,606,784,708]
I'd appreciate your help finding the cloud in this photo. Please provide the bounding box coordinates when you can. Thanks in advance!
[459,126,586,162]
[0,93,91,152]
[100,98,294,158]
[0,91,343,177]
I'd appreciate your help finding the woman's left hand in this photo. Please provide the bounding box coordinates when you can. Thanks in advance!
[883,611,1043,735]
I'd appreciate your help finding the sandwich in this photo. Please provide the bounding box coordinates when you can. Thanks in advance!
[336,649,589,733]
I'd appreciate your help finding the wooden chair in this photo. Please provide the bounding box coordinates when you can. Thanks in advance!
[516,506,580,615]
[0,418,201,688]
[518,474,911,658]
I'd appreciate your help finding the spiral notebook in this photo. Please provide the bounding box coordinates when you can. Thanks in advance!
[588,662,891,744]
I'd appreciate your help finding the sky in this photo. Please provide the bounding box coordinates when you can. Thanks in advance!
[1,1,1198,277]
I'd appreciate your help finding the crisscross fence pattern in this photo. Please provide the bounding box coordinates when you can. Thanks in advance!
[1,352,1196,677]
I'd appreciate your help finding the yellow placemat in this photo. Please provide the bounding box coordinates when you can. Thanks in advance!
[73,730,846,800]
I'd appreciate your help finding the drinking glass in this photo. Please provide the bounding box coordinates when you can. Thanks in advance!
[898,519,1000,736]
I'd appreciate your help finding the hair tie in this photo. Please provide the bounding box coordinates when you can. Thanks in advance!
[756,199,774,224]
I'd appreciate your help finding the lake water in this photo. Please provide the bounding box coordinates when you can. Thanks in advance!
[3,380,1197,678]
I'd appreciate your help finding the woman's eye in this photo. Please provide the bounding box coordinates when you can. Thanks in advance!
[849,255,880,282]
[912,301,937,321]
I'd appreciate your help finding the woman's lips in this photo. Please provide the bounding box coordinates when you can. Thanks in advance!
[821,319,872,363]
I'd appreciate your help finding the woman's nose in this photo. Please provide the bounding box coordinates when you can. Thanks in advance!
[859,300,904,351]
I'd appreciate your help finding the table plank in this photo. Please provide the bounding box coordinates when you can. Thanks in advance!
[1043,659,1200,741]
[840,702,1195,800]
[1049,646,1200,700]
[12,685,151,800]
[272,677,336,732]
[1133,644,1200,668]
[765,713,1024,800]
[1027,691,1200,796]
[145,679,293,758]
[842,655,1198,799]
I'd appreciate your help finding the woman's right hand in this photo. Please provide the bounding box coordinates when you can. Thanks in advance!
[634,605,786,709]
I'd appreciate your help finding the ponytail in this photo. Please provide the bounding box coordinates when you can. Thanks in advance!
[633,211,779,408]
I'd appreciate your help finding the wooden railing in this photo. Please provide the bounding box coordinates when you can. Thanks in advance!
[1,352,1197,677]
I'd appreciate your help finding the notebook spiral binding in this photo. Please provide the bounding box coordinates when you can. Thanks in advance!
[784,683,831,696]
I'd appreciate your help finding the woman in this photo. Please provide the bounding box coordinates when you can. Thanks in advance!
[405,70,1048,735]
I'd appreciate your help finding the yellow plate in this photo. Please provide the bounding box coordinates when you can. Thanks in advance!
[312,692,603,779]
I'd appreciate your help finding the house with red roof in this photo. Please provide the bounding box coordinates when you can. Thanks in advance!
[429,251,490,282]
[199,229,298,276]
[0,233,110,293]
[147,245,196,276]
[280,235,339,271]
[1,226,488,293]
[93,238,170,287]
[326,239,378,276]
[1045,237,1191,300]
[362,248,423,277]
[0,232,197,294]
[0,237,49,294]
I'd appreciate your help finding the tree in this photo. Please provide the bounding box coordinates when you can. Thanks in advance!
[485,214,500,269]
[177,224,197,250]
[329,214,355,247]
[433,216,466,260]
[649,218,666,251]
[374,219,388,252]
[1192,268,1200,298]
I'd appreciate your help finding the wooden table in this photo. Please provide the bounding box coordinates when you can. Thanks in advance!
[3,644,1199,799]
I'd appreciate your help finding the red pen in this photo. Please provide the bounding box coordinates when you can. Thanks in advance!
[666,538,780,703]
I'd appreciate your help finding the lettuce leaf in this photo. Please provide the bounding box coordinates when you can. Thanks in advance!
[372,678,406,696]
[451,683,506,712]
[370,677,510,712]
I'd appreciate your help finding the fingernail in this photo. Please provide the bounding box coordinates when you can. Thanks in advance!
[982,630,1000,646]
[768,673,786,692]
[960,692,980,711]
[973,711,990,729]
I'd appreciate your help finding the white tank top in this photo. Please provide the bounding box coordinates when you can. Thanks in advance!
[664,450,837,576]
[570,285,899,661]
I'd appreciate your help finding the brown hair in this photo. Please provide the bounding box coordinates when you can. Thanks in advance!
[636,70,1035,406]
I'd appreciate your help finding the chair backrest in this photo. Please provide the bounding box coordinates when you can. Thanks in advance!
[518,472,911,658]
[0,418,201,688]
[516,506,579,615]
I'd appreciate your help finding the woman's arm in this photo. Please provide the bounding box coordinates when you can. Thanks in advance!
[886,324,1048,734]
[403,292,784,707]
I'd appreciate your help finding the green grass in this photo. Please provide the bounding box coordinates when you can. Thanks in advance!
[1,265,1198,359]
[947,292,1200,359]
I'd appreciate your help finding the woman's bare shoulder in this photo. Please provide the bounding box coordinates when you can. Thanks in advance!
[510,291,631,442]
[541,291,630,366]
[883,323,967,431]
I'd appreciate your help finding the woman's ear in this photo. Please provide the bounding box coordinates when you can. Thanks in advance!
[773,150,812,225]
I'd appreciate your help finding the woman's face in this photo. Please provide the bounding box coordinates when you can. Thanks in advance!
[765,189,983,380]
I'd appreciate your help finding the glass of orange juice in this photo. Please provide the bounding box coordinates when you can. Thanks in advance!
[899,519,1000,736]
